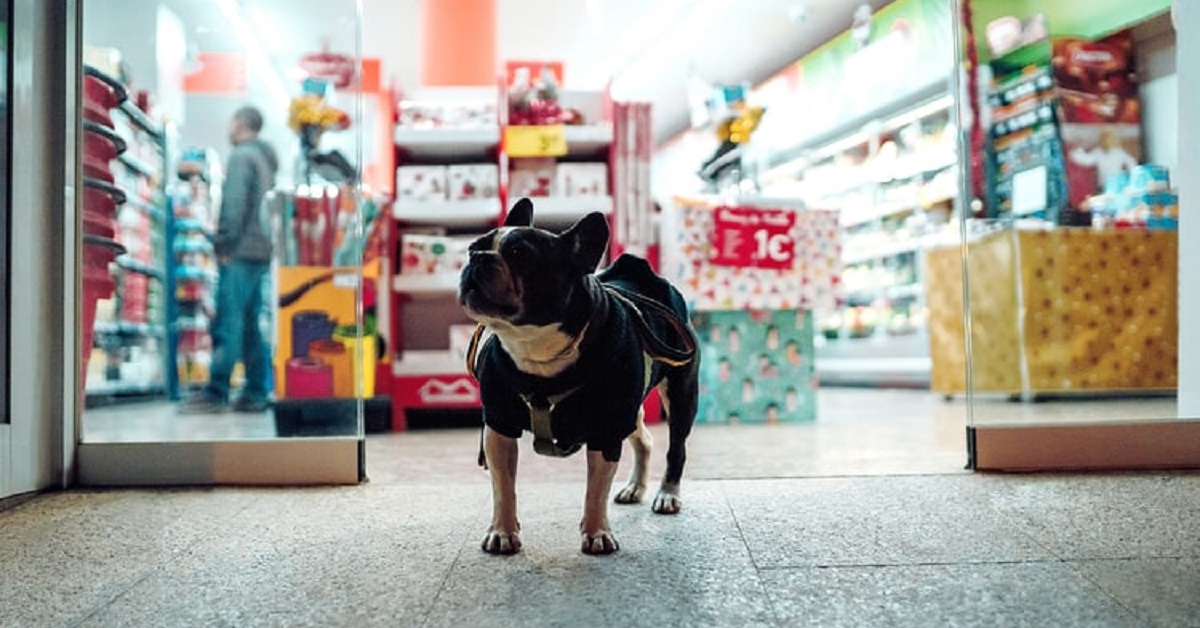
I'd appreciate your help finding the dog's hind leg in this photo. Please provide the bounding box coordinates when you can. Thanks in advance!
[482,427,522,554]
[653,365,698,515]
[614,407,652,504]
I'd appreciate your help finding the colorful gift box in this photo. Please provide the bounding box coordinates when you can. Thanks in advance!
[396,165,447,201]
[555,163,608,196]
[692,309,816,424]
[399,234,469,275]
[509,158,556,198]
[447,164,499,200]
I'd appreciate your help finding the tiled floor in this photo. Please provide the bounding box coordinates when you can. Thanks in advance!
[4,389,1199,627]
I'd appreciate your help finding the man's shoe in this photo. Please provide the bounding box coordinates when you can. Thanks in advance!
[177,395,227,414]
[231,397,271,413]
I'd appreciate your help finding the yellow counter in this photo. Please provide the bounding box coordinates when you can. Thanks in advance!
[925,228,1178,395]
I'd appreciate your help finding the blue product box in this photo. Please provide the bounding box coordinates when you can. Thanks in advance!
[692,309,816,424]
[1129,164,1170,193]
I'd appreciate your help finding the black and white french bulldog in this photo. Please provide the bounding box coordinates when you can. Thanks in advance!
[458,197,699,555]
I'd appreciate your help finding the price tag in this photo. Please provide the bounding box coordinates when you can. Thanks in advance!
[505,125,568,157]
[709,206,796,270]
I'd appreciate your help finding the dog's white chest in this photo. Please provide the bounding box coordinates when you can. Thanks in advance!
[486,320,582,378]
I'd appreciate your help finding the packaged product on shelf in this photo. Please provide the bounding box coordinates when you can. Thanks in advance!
[447,164,499,200]
[398,101,497,129]
[1143,191,1179,230]
[509,158,556,197]
[1104,170,1131,195]
[1129,164,1170,192]
[555,163,608,196]
[396,165,447,201]
[399,234,468,275]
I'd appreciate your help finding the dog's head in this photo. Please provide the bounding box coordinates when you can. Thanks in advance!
[459,198,609,327]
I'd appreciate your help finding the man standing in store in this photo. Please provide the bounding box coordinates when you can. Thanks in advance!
[180,105,278,414]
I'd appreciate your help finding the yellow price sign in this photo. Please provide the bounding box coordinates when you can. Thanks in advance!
[505,125,568,157]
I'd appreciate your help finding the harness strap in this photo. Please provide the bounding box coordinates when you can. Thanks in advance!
[522,387,583,457]
[603,285,697,367]
[465,323,488,378]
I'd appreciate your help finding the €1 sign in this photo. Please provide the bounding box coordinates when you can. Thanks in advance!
[709,206,795,270]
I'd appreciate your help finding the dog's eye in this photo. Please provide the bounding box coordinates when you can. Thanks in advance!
[504,242,535,266]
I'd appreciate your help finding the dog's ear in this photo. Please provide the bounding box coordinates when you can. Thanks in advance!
[561,211,609,272]
[504,198,534,227]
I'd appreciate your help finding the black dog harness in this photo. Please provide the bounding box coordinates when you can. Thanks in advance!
[467,284,696,463]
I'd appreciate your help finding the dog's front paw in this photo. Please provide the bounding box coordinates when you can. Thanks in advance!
[481,528,523,555]
[651,486,682,515]
[613,482,646,504]
[580,529,619,555]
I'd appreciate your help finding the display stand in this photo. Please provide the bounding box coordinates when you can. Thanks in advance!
[660,197,841,423]
[926,226,1177,396]
[167,147,221,400]
[385,80,645,431]
[269,189,391,435]
[82,65,171,405]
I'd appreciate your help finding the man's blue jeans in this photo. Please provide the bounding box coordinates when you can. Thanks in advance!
[205,260,271,403]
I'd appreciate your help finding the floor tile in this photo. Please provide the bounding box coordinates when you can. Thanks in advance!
[761,562,1143,628]
[0,489,258,627]
[1071,557,1200,628]
[422,482,776,628]
[76,485,488,627]
[723,476,1055,568]
[984,473,1200,559]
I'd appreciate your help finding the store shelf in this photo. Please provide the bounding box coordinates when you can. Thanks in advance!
[392,198,500,227]
[526,195,613,224]
[116,256,164,279]
[118,152,159,178]
[886,283,924,300]
[125,197,164,223]
[93,322,165,337]
[117,101,164,140]
[815,331,932,387]
[394,127,500,159]
[85,380,166,397]
[392,273,460,296]
[392,350,467,376]
[564,124,613,153]
[840,199,920,229]
[843,237,922,265]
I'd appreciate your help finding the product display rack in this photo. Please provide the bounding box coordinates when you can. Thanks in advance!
[166,148,223,400]
[386,85,621,430]
[83,66,171,405]
[760,95,959,386]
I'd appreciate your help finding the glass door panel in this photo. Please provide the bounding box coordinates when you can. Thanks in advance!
[76,0,371,484]
[951,0,1198,470]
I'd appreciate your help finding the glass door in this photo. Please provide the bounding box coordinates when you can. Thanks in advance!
[75,0,373,484]
[950,0,1199,470]
[0,0,11,498]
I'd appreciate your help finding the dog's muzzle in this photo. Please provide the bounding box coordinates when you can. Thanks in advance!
[459,255,521,319]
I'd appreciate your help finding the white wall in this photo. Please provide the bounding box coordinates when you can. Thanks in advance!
[362,0,421,89]
[1135,14,1177,174]
[1174,0,1198,416]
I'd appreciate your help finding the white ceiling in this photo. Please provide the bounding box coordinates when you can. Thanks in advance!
[139,0,899,145]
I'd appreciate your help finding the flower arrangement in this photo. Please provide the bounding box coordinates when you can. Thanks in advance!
[288,94,351,151]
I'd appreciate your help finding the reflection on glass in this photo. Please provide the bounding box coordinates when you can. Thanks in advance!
[952,1,1180,426]
[80,0,367,442]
